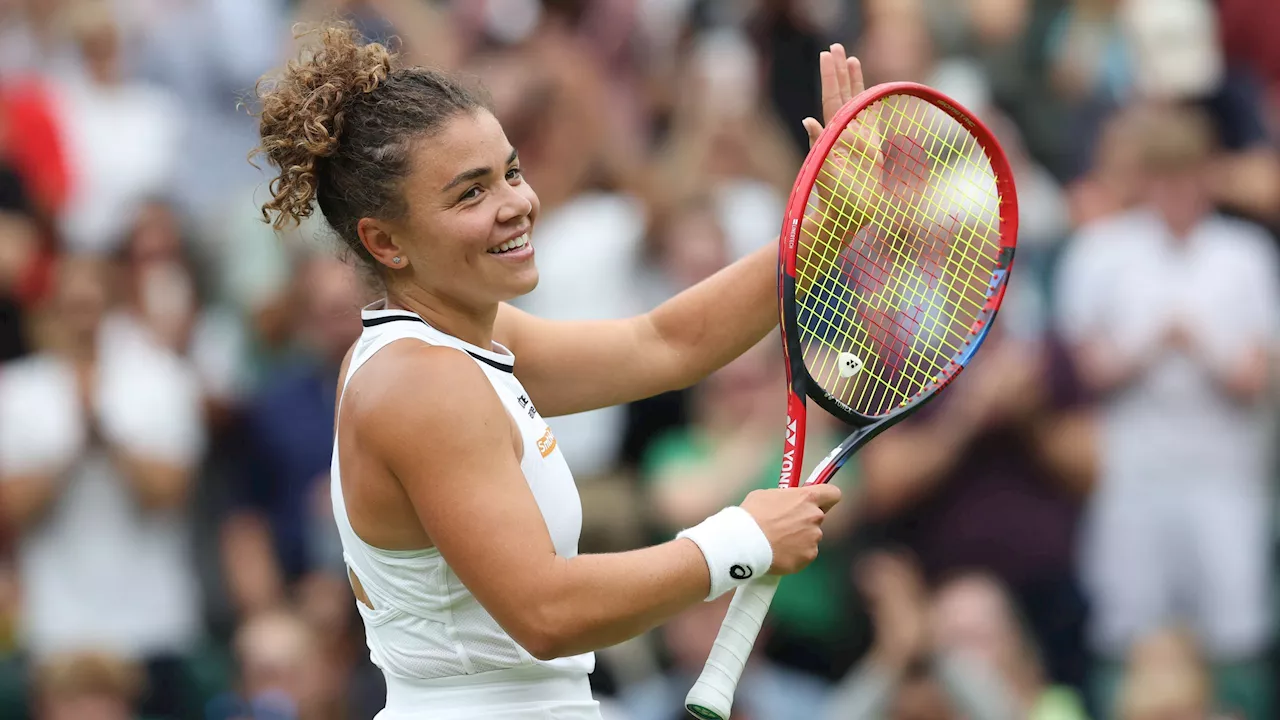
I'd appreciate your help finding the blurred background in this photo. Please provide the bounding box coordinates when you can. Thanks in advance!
[1,0,1279,719]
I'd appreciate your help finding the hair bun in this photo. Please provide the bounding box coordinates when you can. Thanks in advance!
[255,22,393,229]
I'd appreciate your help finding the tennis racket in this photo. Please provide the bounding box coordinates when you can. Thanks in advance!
[684,81,1019,720]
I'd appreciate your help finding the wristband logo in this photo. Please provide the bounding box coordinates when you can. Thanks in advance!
[730,564,752,580]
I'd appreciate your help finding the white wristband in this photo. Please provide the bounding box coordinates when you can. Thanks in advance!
[677,506,774,601]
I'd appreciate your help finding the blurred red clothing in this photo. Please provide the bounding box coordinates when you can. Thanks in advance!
[0,76,70,215]
[1219,0,1280,117]
[0,76,68,304]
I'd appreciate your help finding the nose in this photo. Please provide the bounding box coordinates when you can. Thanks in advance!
[495,182,533,225]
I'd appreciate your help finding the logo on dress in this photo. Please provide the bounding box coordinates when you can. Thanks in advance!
[537,427,557,457]
[518,394,537,418]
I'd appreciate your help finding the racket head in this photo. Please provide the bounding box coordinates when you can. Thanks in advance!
[777,81,1017,477]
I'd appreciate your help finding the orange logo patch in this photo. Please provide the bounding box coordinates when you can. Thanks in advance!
[537,427,557,457]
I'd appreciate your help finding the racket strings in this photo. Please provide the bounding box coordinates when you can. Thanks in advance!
[825,102,999,409]
[803,135,989,387]
[802,153,972,402]
[794,94,1005,417]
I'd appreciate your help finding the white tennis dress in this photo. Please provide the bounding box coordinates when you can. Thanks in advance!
[331,301,601,719]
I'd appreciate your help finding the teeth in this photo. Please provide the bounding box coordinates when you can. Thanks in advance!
[487,233,529,254]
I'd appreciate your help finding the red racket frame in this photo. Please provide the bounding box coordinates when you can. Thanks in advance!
[773,81,1020,490]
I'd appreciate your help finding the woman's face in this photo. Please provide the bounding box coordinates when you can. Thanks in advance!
[385,110,540,308]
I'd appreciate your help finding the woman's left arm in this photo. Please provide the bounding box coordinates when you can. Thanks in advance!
[496,44,863,417]
[495,242,777,417]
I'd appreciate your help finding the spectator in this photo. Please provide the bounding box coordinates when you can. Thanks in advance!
[119,0,287,226]
[648,27,796,260]
[31,651,144,720]
[856,302,1093,690]
[0,0,80,83]
[108,199,250,423]
[1055,104,1278,720]
[204,610,325,720]
[220,255,367,619]
[930,573,1090,719]
[824,552,1036,720]
[50,0,182,255]
[0,254,205,719]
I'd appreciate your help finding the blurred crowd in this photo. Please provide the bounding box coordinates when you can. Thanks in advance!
[1,0,1279,719]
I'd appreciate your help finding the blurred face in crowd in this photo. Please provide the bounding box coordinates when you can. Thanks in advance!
[300,257,365,365]
[124,202,197,343]
[697,340,780,431]
[931,574,1033,691]
[1134,108,1216,238]
[235,611,325,713]
[39,692,132,720]
[33,653,140,720]
[51,256,110,353]
[1145,164,1212,238]
[859,13,934,85]
[126,202,183,263]
[374,111,540,308]
[654,203,730,290]
[0,207,37,291]
[68,0,122,85]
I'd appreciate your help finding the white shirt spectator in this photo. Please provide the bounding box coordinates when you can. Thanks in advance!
[50,75,182,255]
[1056,208,1279,658]
[0,316,205,659]
[1056,208,1279,487]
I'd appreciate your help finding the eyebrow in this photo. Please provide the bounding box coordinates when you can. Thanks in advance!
[441,147,520,193]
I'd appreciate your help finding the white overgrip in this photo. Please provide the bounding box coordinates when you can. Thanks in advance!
[683,575,781,719]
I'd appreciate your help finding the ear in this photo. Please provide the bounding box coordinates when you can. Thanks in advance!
[357,217,407,270]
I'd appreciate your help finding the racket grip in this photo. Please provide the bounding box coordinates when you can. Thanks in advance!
[684,575,781,720]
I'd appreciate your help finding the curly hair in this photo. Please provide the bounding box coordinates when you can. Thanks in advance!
[253,22,490,267]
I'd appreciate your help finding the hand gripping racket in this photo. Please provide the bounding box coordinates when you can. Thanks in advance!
[684,82,1019,720]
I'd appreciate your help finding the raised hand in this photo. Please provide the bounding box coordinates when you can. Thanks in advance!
[795,44,880,299]
[802,44,866,148]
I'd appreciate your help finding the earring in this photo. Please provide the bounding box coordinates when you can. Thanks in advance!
[392,256,402,264]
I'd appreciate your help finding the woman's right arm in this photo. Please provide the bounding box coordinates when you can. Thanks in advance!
[363,346,839,661]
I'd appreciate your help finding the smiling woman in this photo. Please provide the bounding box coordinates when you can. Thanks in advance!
[253,21,854,720]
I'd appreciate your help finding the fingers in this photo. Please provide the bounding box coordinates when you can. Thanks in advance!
[847,55,865,97]
[831,43,852,104]
[814,44,866,145]
[803,117,823,147]
[819,50,841,127]
[806,483,843,512]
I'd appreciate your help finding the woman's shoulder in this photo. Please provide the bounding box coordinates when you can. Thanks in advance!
[345,340,506,431]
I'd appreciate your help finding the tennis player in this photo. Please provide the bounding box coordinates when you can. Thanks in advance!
[254,23,862,720]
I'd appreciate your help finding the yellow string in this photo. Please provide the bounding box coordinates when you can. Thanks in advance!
[794,94,1004,417]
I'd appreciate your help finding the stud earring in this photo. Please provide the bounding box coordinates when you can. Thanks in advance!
[393,256,402,264]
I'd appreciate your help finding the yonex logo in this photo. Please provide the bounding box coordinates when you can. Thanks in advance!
[730,565,752,580]
[837,352,864,378]
[780,449,797,484]
[785,419,798,447]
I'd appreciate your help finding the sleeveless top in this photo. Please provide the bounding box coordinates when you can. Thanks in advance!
[330,301,595,690]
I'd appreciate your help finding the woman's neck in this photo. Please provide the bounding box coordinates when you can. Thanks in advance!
[385,284,499,351]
